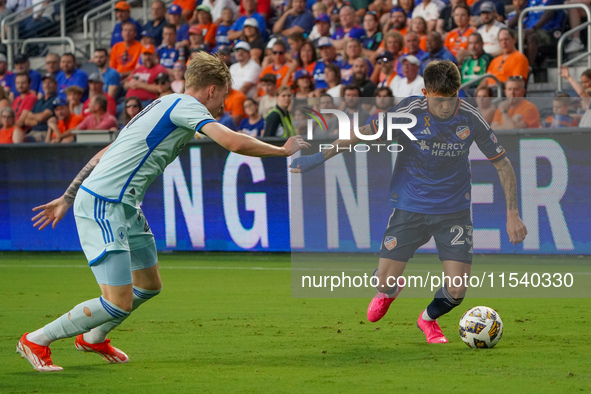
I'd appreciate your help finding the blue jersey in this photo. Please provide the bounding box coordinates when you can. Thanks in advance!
[158,45,180,68]
[370,97,506,214]
[238,117,265,137]
[215,24,232,48]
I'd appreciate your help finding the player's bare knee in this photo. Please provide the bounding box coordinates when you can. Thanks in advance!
[103,293,133,312]
[447,285,467,300]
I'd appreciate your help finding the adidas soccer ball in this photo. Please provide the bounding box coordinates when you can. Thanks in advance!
[459,306,503,348]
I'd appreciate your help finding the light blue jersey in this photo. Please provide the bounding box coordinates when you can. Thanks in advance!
[81,94,215,207]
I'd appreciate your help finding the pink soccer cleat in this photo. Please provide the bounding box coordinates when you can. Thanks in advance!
[16,333,63,372]
[75,334,129,364]
[417,311,449,343]
[367,288,402,322]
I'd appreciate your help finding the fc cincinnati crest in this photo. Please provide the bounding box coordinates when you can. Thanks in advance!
[384,236,397,250]
[456,125,470,140]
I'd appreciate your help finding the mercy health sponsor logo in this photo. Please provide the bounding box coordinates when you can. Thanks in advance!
[301,107,418,152]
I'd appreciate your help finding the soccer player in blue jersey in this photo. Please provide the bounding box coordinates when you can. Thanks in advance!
[17,51,310,372]
[291,60,527,344]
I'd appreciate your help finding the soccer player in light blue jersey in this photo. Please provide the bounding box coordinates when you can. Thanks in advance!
[17,51,310,372]
[291,60,527,344]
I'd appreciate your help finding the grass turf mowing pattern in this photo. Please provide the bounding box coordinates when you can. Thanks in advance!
[1,252,590,393]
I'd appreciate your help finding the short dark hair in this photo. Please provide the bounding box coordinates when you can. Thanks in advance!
[94,95,108,112]
[15,72,30,83]
[343,84,361,96]
[163,23,177,33]
[453,4,470,15]
[375,86,393,97]
[423,60,461,96]
[260,73,277,84]
[61,52,76,63]
[469,32,483,43]
[95,48,109,57]
[273,39,287,50]
[582,68,591,80]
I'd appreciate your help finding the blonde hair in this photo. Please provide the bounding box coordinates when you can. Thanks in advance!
[276,86,291,96]
[185,51,232,91]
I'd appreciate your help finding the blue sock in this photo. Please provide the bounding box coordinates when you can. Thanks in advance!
[425,286,463,320]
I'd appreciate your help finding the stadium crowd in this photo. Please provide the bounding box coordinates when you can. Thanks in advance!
[0,0,588,144]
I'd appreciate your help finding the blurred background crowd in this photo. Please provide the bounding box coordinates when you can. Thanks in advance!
[0,0,590,144]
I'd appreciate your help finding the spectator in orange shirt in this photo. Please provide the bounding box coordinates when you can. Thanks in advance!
[110,21,143,79]
[259,40,291,91]
[491,76,540,129]
[172,0,197,21]
[444,5,475,60]
[0,108,24,144]
[194,5,218,49]
[383,8,409,37]
[225,86,247,128]
[482,28,529,87]
[46,98,84,143]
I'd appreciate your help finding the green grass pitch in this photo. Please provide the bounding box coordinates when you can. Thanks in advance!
[1,252,590,393]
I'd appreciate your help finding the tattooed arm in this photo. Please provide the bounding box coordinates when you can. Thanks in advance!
[493,157,528,245]
[32,144,111,230]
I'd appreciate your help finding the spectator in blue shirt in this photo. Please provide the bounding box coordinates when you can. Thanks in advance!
[92,49,121,99]
[507,0,563,66]
[227,0,267,43]
[143,0,167,47]
[238,98,265,137]
[167,4,190,48]
[273,0,315,37]
[111,1,143,47]
[158,24,181,69]
[56,53,89,101]
[14,54,42,98]
[22,73,58,142]
[419,31,457,74]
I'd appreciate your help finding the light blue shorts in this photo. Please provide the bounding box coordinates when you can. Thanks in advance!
[74,190,158,286]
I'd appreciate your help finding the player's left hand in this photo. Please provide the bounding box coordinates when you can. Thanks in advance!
[32,196,71,230]
[506,213,527,245]
[282,135,311,156]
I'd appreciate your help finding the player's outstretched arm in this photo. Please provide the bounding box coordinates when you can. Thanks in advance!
[290,123,372,173]
[201,122,310,157]
[493,157,528,245]
[32,144,111,230]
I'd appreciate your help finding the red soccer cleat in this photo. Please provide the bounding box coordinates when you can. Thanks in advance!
[367,288,402,322]
[16,333,63,372]
[417,311,449,343]
[75,334,129,364]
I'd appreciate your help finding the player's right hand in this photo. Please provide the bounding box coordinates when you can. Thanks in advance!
[289,152,325,173]
[283,135,311,156]
[32,196,71,230]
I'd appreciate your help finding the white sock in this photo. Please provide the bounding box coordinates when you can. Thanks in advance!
[83,287,160,344]
[27,329,52,346]
[422,309,435,321]
[572,37,581,43]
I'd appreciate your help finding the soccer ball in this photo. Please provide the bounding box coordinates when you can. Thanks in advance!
[458,306,503,348]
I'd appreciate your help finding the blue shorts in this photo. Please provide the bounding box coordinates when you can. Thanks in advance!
[74,190,158,286]
[380,208,473,264]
